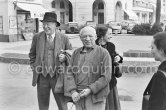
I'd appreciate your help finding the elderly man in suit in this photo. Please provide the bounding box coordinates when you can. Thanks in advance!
[29,12,72,110]
[65,26,112,110]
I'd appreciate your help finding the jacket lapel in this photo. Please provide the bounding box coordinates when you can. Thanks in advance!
[54,32,61,58]
[39,32,46,61]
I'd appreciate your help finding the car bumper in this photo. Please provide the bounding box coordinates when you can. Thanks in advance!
[112,29,121,34]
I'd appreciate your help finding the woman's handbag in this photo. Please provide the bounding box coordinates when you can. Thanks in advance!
[114,55,123,78]
[114,64,122,78]
[142,94,150,110]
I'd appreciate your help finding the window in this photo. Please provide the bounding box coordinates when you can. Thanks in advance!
[98,13,104,24]
[0,16,3,34]
[60,12,65,24]
[125,3,127,9]
[98,2,104,9]
[51,1,55,8]
[133,0,135,6]
[60,1,65,9]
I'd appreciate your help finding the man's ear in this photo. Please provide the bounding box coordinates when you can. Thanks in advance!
[55,22,57,27]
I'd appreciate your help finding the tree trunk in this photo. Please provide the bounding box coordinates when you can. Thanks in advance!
[155,0,161,25]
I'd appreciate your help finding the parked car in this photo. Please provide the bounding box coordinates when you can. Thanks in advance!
[66,22,79,34]
[160,21,166,31]
[85,21,97,28]
[121,20,129,30]
[120,20,137,34]
[127,22,137,34]
[107,21,122,34]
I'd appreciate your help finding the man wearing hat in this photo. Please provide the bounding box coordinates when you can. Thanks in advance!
[29,12,72,110]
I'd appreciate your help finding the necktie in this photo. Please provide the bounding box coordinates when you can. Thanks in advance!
[48,35,53,42]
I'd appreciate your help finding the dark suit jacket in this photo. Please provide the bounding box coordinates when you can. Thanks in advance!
[95,39,123,89]
[147,61,166,110]
[29,31,72,86]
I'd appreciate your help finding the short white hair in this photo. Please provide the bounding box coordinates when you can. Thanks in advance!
[79,26,96,36]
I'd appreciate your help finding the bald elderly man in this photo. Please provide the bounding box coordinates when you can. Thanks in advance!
[65,26,112,110]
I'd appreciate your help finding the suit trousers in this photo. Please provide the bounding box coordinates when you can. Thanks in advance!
[37,74,68,110]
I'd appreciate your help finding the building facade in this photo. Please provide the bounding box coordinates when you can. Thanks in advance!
[161,0,166,22]
[0,0,47,42]
[43,0,137,25]
[43,0,157,27]
[132,0,155,24]
[0,0,164,42]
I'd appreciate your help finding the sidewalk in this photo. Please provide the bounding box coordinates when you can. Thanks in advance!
[0,34,160,75]
[0,34,157,110]
[0,34,79,64]
[0,40,30,64]
[0,34,154,64]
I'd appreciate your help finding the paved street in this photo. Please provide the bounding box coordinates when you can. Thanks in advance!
[0,34,153,56]
[0,34,155,110]
[0,62,153,110]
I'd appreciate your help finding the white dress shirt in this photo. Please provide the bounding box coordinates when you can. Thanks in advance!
[47,32,55,42]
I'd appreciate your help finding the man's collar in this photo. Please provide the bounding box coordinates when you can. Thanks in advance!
[46,32,55,39]
[80,45,96,54]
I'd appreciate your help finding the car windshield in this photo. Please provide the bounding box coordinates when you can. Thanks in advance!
[68,23,77,26]
[109,22,120,26]
[121,22,129,26]
[129,23,135,26]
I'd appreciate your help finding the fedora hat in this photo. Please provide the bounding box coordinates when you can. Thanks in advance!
[41,12,60,26]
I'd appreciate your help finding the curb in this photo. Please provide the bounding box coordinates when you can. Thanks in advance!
[0,53,29,65]
[0,53,160,74]
[0,56,29,65]
[123,50,153,58]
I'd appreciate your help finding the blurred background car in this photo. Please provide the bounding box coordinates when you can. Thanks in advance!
[121,20,129,30]
[66,22,79,34]
[107,21,122,34]
[120,20,137,34]
[127,22,137,34]
[160,21,166,31]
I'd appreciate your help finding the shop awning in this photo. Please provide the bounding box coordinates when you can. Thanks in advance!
[16,2,49,20]
[124,9,138,20]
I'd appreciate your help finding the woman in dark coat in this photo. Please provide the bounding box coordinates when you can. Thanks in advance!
[96,25,123,110]
[143,32,166,110]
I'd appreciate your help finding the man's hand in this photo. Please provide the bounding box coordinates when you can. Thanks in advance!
[79,88,91,98]
[58,53,66,62]
[71,91,80,102]
[114,55,121,62]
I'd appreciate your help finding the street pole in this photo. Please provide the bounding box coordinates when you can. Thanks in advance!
[155,0,161,24]
[75,0,76,22]
[15,0,19,40]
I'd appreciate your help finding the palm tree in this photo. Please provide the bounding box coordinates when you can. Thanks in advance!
[151,0,163,34]
[155,0,161,25]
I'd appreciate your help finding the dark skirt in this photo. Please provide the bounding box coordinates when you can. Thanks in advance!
[105,86,121,110]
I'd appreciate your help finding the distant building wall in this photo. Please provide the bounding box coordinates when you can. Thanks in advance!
[8,0,18,42]
[0,0,9,41]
